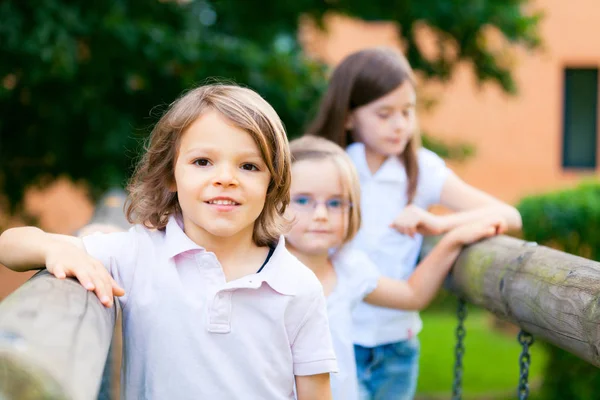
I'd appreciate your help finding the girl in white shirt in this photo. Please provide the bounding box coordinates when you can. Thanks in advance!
[285,136,506,400]
[307,47,522,399]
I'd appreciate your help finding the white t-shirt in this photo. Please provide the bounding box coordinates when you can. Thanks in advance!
[327,247,380,400]
[346,142,450,347]
[82,216,338,400]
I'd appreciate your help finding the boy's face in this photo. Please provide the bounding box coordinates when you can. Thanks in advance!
[172,109,271,246]
[285,159,349,256]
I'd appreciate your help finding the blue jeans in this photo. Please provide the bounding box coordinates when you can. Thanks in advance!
[354,338,420,400]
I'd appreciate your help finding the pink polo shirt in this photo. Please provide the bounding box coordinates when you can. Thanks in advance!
[82,216,337,400]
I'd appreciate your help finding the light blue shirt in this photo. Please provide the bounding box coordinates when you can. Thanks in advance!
[347,143,450,346]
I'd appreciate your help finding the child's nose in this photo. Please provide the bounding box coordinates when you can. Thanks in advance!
[393,114,409,131]
[312,203,329,220]
[213,164,238,186]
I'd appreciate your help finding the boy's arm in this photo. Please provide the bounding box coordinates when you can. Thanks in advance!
[0,227,83,271]
[295,373,332,400]
[0,226,124,307]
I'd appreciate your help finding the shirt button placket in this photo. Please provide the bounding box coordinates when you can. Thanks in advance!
[208,290,233,333]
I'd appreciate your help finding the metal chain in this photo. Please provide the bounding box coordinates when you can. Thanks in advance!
[517,330,534,400]
[452,298,468,400]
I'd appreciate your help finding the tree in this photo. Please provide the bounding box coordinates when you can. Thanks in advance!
[213,0,542,93]
[0,0,541,210]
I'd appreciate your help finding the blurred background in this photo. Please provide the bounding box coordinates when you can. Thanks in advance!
[1,0,599,398]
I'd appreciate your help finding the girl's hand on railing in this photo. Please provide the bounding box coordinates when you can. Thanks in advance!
[444,216,507,246]
[45,240,125,307]
[390,204,448,237]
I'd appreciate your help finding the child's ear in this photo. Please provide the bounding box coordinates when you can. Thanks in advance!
[345,114,354,130]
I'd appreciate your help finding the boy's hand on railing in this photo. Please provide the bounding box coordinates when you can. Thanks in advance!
[444,216,507,246]
[45,240,125,307]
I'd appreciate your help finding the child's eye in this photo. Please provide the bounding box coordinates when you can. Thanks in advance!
[241,163,259,171]
[326,198,343,209]
[193,158,210,167]
[377,113,391,120]
[292,195,312,207]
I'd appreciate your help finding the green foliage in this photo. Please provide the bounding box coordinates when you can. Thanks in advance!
[518,181,600,260]
[537,346,600,400]
[214,0,543,93]
[0,0,326,205]
[517,181,600,400]
[0,0,541,209]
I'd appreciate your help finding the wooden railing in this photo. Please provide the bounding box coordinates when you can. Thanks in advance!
[0,271,116,400]
[422,235,600,368]
[0,189,128,400]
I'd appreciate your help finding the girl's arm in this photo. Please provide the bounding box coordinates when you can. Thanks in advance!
[365,217,505,310]
[0,226,124,306]
[295,374,332,400]
[438,172,522,231]
[391,173,521,237]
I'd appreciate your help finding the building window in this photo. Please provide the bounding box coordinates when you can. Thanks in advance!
[562,68,599,169]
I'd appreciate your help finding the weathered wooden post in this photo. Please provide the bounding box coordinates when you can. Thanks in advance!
[423,235,600,368]
[0,271,117,400]
[0,188,129,400]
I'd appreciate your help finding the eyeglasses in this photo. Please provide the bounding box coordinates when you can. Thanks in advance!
[290,195,352,213]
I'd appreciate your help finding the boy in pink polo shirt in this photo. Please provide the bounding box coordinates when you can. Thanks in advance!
[0,84,337,399]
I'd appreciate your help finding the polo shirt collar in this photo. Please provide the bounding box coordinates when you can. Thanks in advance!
[164,216,205,258]
[253,236,298,296]
[346,142,406,184]
[165,217,298,296]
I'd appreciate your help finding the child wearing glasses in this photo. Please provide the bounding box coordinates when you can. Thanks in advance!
[285,136,505,400]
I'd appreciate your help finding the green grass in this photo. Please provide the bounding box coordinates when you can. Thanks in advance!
[416,309,547,400]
